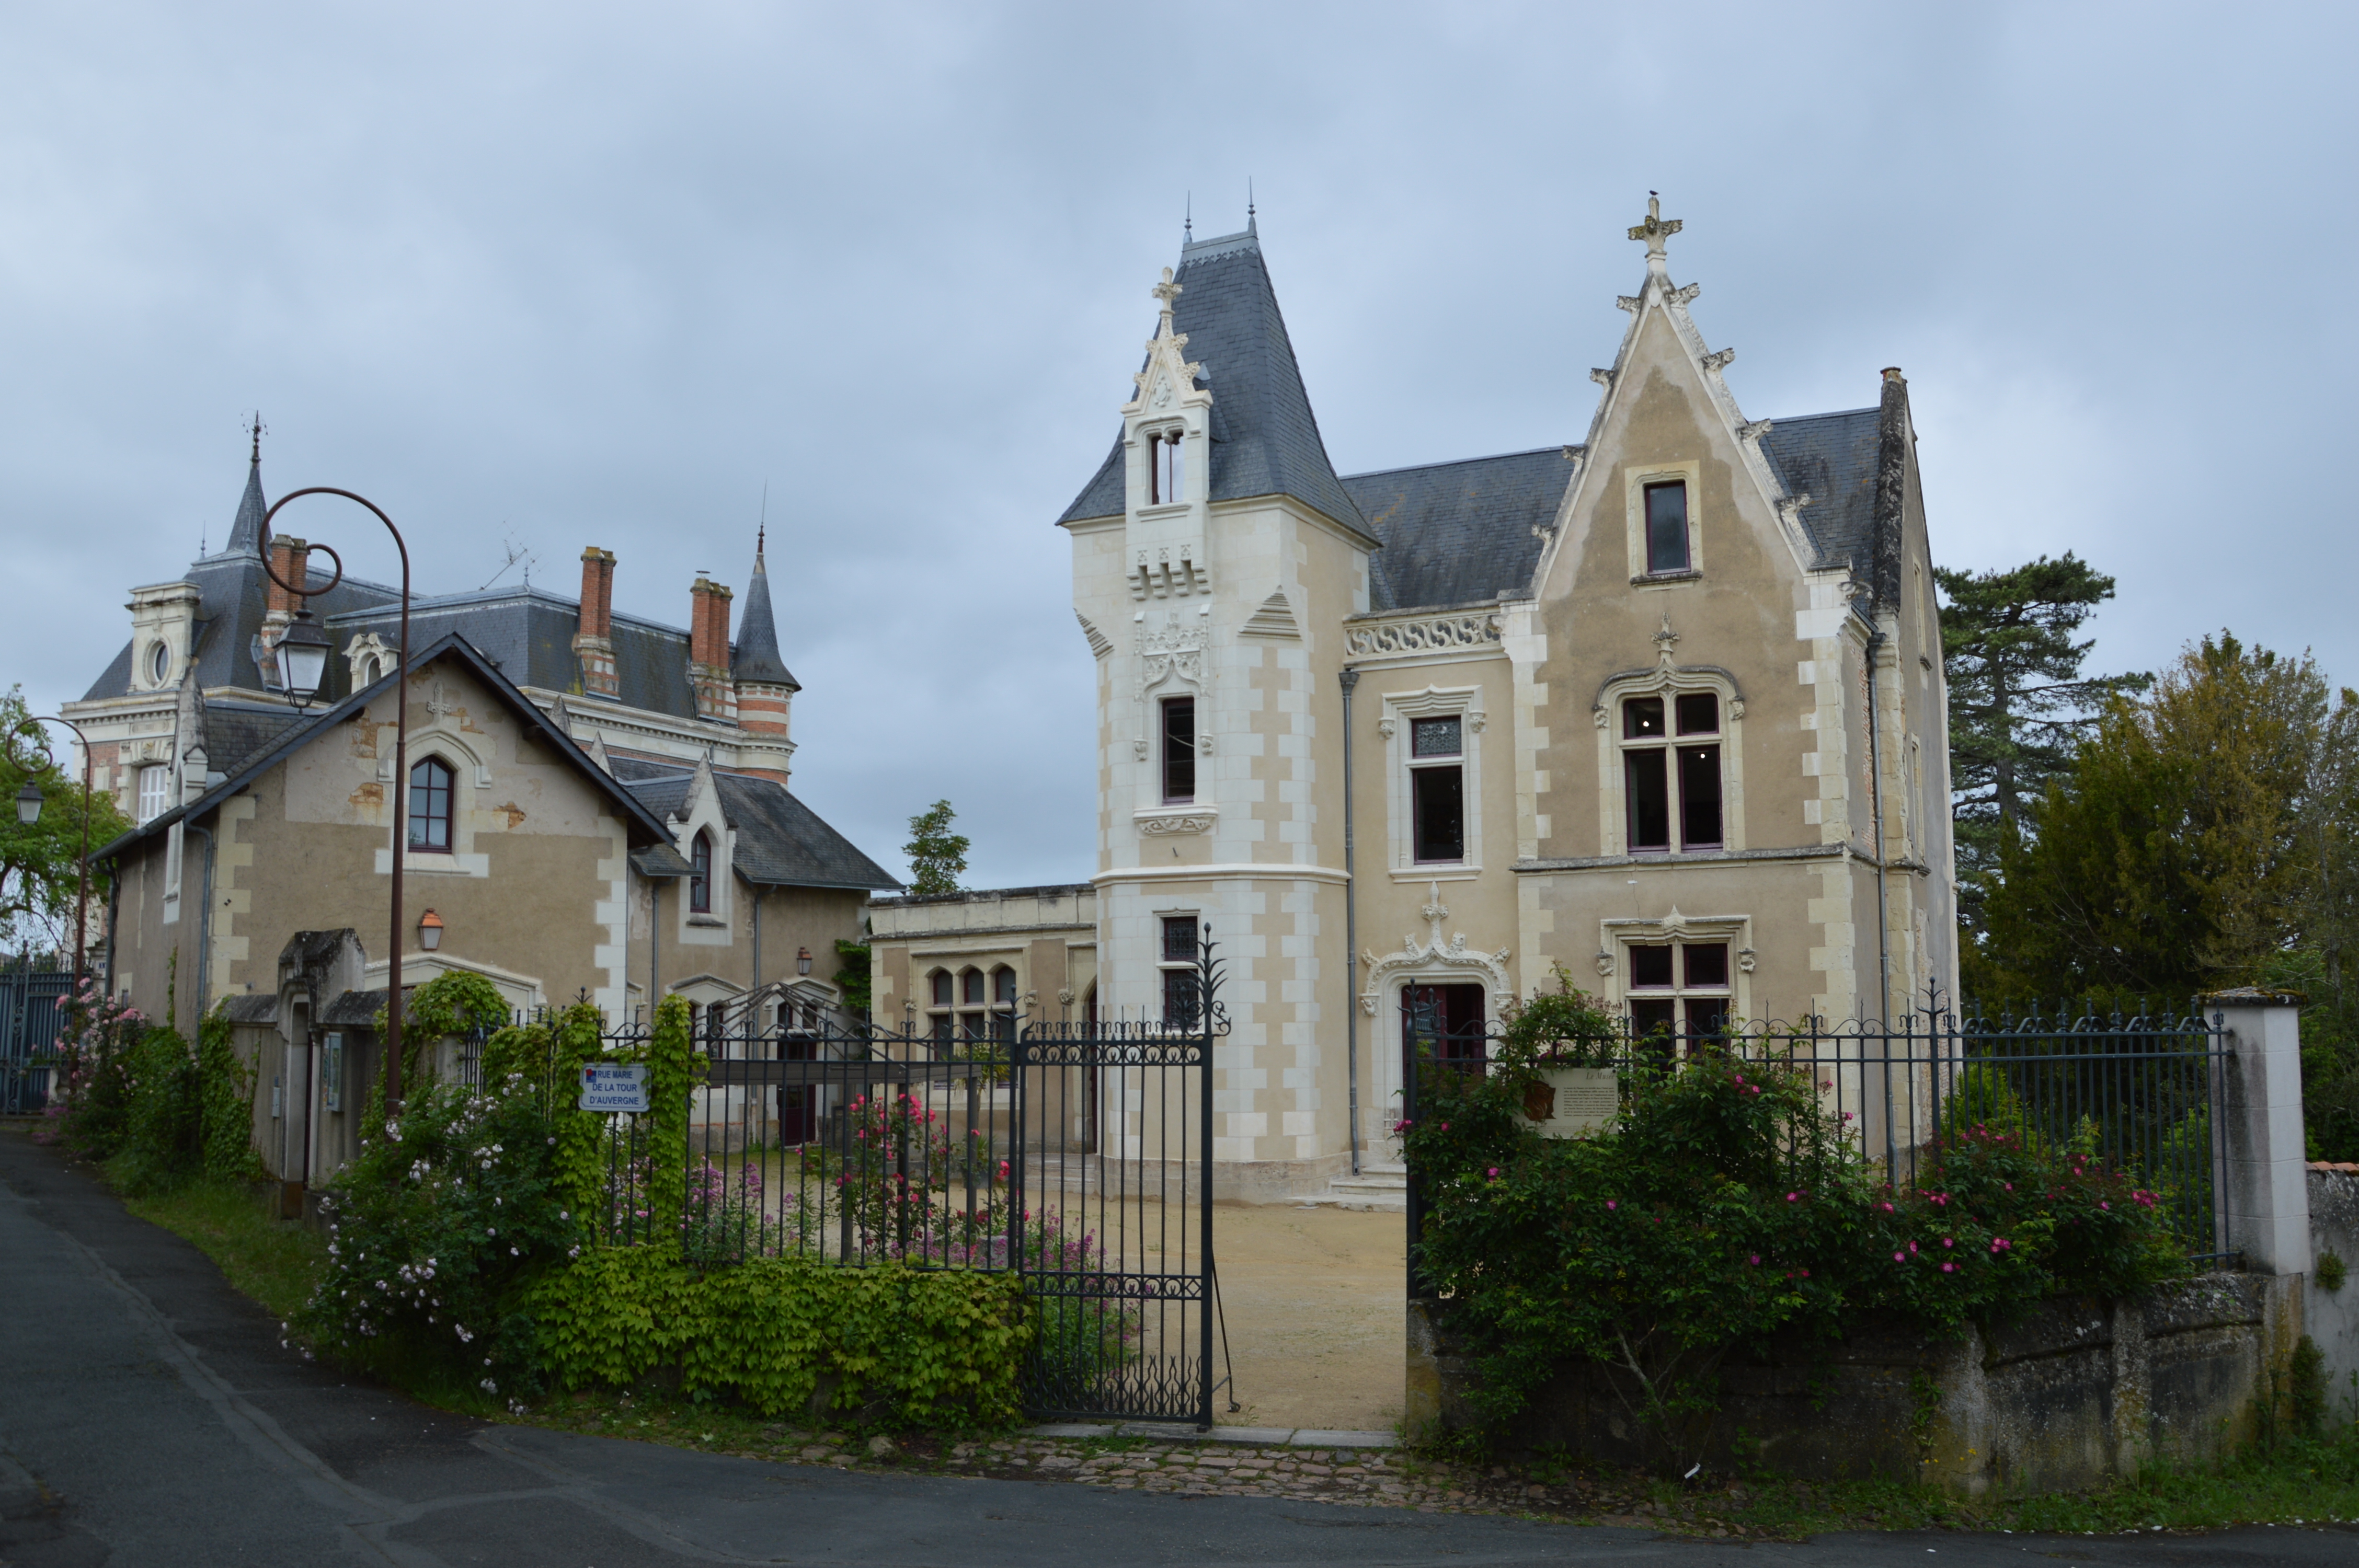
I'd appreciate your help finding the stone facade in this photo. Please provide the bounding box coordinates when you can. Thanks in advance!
[1049,204,1958,1202]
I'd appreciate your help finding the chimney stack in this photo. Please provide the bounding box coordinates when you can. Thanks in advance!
[572,547,619,699]
[688,575,735,723]
[265,536,311,617]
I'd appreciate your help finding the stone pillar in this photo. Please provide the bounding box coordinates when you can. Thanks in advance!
[2212,989,2310,1276]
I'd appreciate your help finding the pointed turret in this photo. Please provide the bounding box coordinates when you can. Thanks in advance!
[1058,222,1365,533]
[221,419,267,559]
[731,527,798,688]
[731,528,797,783]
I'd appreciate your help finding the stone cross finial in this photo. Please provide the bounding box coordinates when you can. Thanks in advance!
[1152,267,1182,317]
[1628,193,1682,275]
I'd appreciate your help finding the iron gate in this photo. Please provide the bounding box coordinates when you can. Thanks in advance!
[0,959,71,1114]
[619,934,1226,1424]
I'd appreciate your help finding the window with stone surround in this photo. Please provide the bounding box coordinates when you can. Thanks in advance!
[1160,696,1196,803]
[1644,480,1690,573]
[1621,693,1723,852]
[135,764,170,824]
[1410,716,1465,863]
[1624,939,1731,1044]
[408,758,454,854]
[689,831,713,913]
[1159,915,1200,1027]
[1147,428,1185,505]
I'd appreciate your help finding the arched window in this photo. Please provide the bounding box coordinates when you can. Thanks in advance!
[408,757,453,852]
[689,831,713,913]
[927,970,954,1043]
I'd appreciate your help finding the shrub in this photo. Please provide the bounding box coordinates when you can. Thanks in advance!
[43,977,148,1158]
[1404,981,2190,1466]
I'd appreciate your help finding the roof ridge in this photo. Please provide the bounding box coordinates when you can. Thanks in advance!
[1342,445,1578,481]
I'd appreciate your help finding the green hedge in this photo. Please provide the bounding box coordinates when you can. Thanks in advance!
[532,1244,1032,1425]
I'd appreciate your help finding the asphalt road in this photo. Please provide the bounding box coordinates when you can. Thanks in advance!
[1,1130,2352,1568]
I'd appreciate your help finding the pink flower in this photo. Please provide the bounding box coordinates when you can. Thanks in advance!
[1990,1238,2011,1253]
[2099,1201,2110,1211]
[1880,1202,1894,1213]
[1749,1254,1760,1265]
[1787,1192,1800,1203]
[1942,1237,1953,1249]
[1941,1262,1956,1273]
[1894,1252,1907,1263]
[1842,1112,1856,1122]
[1486,1167,1500,1180]
[1606,1200,1618,1210]
[1908,1241,1918,1254]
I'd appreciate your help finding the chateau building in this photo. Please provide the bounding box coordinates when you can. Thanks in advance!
[72,446,898,1048]
[874,203,1957,1202]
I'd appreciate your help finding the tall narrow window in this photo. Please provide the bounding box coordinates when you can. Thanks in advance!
[1161,696,1196,803]
[1159,915,1200,1026]
[1409,715,1466,862]
[689,831,713,912]
[408,757,453,852]
[1644,480,1690,574]
[135,764,170,824]
[928,969,954,1043]
[1621,693,1724,852]
[1148,430,1184,505]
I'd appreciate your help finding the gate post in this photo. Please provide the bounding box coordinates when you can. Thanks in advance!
[2209,988,2309,1276]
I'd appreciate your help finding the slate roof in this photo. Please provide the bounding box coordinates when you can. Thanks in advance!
[1757,408,1883,577]
[731,540,797,688]
[1342,446,1580,611]
[617,763,901,893]
[200,701,307,778]
[1058,225,1367,534]
[93,633,681,864]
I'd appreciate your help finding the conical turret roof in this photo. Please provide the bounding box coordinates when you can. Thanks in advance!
[222,427,267,558]
[731,531,798,688]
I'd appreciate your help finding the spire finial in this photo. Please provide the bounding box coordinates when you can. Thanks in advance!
[1247,177,1256,234]
[1628,191,1682,276]
[757,480,768,561]
[1184,191,1192,243]
[246,410,266,465]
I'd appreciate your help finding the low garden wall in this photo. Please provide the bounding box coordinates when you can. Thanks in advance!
[1410,1272,2304,1494]
[2311,1165,2359,1399]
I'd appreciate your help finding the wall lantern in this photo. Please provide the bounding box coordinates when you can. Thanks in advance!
[797,946,813,976]
[417,909,444,951]
[273,610,334,710]
[15,781,43,826]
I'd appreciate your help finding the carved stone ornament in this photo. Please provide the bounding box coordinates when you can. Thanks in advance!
[1057,987,1075,1007]
[1136,810,1215,836]
[1360,881,1513,1014]
[1344,610,1504,659]
[1737,946,1757,974]
[1376,718,1397,740]
[1590,367,1616,387]
[1594,949,1614,978]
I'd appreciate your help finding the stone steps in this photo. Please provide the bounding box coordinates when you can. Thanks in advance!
[1294,1161,1408,1213]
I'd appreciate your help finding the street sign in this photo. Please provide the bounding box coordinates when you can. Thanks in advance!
[579,1062,650,1113]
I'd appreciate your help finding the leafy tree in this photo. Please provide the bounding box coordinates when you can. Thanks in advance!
[1,685,133,953]
[902,799,968,898]
[832,936,872,1017]
[1935,555,2148,935]
[1982,633,2335,1005]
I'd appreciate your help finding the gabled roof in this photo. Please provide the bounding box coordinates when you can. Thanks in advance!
[93,633,681,863]
[730,535,797,688]
[1343,446,1581,612]
[1756,408,1882,577]
[614,757,901,893]
[1059,225,1367,533]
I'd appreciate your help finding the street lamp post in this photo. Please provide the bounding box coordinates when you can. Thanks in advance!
[255,488,413,1112]
[5,712,98,982]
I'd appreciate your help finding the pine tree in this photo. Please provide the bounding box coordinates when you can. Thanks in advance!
[1936,554,2147,933]
[903,799,969,898]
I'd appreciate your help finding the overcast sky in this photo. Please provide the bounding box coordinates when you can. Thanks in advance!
[3,3,2352,889]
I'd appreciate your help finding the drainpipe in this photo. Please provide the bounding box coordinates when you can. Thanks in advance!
[751,882,762,1025]
[1339,668,1361,1177]
[1864,627,1893,1025]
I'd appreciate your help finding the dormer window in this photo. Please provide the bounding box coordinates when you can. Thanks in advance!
[147,641,171,685]
[1645,481,1690,573]
[1148,429,1186,505]
[689,830,713,913]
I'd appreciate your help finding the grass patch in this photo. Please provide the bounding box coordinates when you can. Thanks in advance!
[111,1168,327,1322]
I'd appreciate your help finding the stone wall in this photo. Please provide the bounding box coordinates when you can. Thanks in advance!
[1408,1272,2303,1494]
[2311,1165,2359,1405]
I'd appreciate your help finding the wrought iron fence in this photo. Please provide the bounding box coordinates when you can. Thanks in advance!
[0,956,72,1114]
[573,940,1229,1425]
[1402,990,2236,1293]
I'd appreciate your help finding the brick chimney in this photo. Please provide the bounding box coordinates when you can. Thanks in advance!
[265,536,311,616]
[688,575,735,723]
[255,535,313,690]
[572,547,619,699]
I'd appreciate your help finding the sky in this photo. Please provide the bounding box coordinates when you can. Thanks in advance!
[2,2,2353,890]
